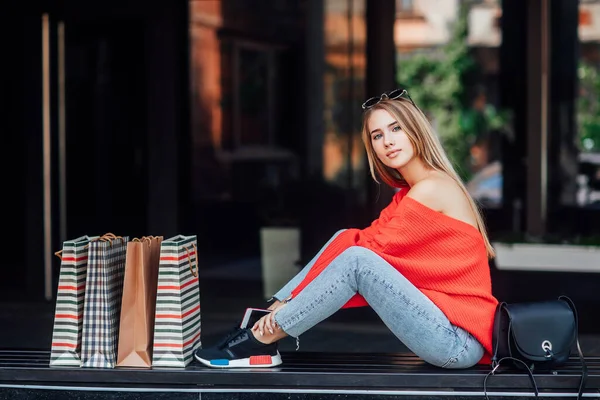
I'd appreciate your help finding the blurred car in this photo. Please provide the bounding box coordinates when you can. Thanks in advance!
[578,152,600,209]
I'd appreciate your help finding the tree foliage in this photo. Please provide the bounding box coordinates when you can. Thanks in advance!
[397,1,510,180]
[577,62,600,152]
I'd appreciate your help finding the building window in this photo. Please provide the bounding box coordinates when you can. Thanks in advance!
[217,38,297,203]
[396,0,414,13]
[221,40,282,150]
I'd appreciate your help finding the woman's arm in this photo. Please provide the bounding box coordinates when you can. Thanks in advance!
[360,188,407,240]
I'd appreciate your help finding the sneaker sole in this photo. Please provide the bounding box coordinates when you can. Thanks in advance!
[195,351,282,368]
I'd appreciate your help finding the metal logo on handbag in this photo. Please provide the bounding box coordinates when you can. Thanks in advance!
[483,295,587,400]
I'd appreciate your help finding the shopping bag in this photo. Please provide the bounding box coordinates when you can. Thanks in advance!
[116,236,163,368]
[80,233,129,368]
[49,235,97,367]
[152,234,201,368]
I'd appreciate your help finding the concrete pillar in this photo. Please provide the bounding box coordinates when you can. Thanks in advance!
[145,1,190,237]
[548,0,579,214]
[305,0,325,179]
[525,0,551,237]
[366,0,396,215]
[499,0,528,233]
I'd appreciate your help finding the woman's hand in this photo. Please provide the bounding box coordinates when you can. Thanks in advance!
[253,301,287,336]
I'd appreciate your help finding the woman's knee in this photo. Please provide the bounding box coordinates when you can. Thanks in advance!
[341,246,391,267]
[331,229,346,239]
[335,246,384,273]
[323,246,365,274]
[338,246,369,261]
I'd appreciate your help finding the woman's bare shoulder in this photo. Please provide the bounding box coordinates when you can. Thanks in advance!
[406,173,476,226]
[405,174,453,212]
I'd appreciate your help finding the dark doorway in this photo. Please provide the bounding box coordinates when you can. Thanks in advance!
[0,3,148,302]
[0,3,45,301]
[64,18,148,241]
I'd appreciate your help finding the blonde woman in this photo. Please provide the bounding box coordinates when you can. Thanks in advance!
[195,89,499,369]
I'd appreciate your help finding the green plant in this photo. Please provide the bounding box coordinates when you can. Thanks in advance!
[577,62,600,152]
[397,0,510,180]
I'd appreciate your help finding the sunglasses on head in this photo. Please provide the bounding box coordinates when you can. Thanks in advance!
[361,88,416,110]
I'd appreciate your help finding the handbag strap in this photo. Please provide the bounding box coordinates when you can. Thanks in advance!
[483,356,539,400]
[491,301,507,368]
[559,295,588,400]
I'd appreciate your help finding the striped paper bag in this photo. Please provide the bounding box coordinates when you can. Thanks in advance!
[152,235,201,368]
[49,235,97,367]
[81,234,129,368]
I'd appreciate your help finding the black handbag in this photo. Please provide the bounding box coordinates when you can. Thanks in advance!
[483,296,587,399]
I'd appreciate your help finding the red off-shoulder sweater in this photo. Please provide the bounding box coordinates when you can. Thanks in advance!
[289,189,498,365]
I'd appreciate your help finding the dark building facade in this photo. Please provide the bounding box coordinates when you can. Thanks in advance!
[2,0,599,331]
[2,0,190,301]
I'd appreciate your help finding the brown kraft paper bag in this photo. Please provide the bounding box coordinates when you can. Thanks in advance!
[116,236,163,367]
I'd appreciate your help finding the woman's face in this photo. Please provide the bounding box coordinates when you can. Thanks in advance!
[368,109,416,170]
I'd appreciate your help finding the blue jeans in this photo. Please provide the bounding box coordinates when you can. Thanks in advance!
[272,230,484,369]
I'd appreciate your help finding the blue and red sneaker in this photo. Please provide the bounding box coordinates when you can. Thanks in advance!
[194,327,282,368]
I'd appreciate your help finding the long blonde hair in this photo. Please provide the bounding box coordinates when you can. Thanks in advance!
[361,98,496,258]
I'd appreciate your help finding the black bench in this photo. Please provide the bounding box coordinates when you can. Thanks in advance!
[0,350,597,399]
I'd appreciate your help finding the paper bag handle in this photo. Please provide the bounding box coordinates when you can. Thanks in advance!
[132,236,163,246]
[84,232,125,248]
[185,243,198,277]
[54,235,97,259]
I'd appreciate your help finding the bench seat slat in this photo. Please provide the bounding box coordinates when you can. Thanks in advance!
[0,350,597,393]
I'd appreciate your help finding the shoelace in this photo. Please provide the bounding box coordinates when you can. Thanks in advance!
[216,325,246,349]
[227,331,249,347]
